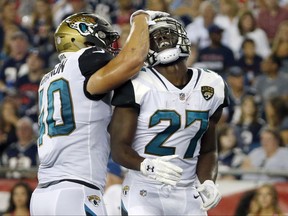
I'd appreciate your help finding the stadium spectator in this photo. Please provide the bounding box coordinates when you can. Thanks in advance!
[271,20,288,73]
[257,0,288,44]
[234,189,256,216]
[224,66,256,124]
[264,96,288,131]
[196,24,236,77]
[236,38,263,86]
[216,0,240,57]
[3,181,32,216]
[241,127,288,183]
[234,95,265,154]
[15,50,45,122]
[0,97,19,158]
[253,54,288,105]
[0,0,31,49]
[217,124,245,180]
[1,117,38,179]
[248,184,284,216]
[232,10,271,59]
[185,1,218,67]
[26,0,55,68]
[0,31,30,100]
[185,1,218,50]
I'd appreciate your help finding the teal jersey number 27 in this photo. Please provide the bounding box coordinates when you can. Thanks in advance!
[38,78,76,146]
[145,110,209,158]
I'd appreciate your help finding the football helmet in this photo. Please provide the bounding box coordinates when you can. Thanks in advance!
[54,12,119,54]
[147,17,190,66]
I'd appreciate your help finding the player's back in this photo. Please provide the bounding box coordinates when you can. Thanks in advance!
[37,48,112,190]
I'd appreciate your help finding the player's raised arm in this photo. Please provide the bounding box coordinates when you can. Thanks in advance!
[87,10,169,95]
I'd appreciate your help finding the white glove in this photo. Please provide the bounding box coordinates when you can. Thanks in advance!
[140,155,183,186]
[130,10,170,26]
[197,180,222,211]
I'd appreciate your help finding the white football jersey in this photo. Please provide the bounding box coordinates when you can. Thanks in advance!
[112,67,229,186]
[37,46,114,191]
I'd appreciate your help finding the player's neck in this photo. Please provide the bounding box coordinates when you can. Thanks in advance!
[155,61,190,87]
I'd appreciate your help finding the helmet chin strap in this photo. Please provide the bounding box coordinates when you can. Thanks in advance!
[153,47,181,66]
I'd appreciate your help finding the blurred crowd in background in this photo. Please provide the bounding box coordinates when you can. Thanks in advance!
[0,0,288,190]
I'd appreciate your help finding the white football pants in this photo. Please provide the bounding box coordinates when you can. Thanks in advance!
[30,181,107,215]
[121,172,207,215]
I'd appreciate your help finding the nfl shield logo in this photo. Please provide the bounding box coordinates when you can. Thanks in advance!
[140,189,147,197]
[179,93,185,101]
[201,86,214,100]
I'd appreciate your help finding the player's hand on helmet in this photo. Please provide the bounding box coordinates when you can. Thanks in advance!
[130,10,170,26]
[197,180,222,211]
[140,155,183,186]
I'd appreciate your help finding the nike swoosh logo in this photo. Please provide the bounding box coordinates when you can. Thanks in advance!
[194,195,200,199]
[92,49,105,54]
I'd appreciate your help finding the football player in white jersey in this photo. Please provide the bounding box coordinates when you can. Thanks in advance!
[110,16,229,215]
[30,11,170,216]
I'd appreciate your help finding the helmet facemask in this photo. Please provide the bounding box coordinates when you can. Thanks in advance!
[147,17,190,66]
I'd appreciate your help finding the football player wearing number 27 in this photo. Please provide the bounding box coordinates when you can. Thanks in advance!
[30,10,170,216]
[110,15,229,215]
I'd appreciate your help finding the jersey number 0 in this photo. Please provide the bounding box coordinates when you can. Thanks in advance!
[38,78,76,146]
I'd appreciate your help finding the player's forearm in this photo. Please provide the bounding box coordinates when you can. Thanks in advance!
[111,147,144,171]
[196,151,218,183]
[86,15,149,94]
[108,14,150,77]
[121,14,150,61]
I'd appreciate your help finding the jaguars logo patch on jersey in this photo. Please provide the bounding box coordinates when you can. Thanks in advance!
[201,86,214,100]
[87,195,101,207]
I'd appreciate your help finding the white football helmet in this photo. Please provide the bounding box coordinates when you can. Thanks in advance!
[147,16,190,66]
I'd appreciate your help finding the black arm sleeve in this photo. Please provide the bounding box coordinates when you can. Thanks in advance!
[79,46,114,100]
[112,80,140,113]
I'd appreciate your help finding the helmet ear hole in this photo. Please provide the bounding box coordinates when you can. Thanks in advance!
[71,38,75,42]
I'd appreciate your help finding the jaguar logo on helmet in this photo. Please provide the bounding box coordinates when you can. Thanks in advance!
[201,86,214,100]
[66,18,98,36]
